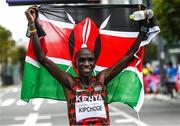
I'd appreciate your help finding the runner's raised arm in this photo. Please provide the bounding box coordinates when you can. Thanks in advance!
[97,18,151,84]
[25,6,74,88]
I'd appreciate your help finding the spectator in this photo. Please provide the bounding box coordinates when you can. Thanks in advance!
[165,62,177,98]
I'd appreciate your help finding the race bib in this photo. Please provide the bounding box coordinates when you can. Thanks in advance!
[75,101,107,122]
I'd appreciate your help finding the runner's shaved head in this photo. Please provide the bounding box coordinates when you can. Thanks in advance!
[74,48,95,67]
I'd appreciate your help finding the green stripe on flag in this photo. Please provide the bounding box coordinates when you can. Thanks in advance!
[21,62,39,102]
[21,62,77,102]
[107,70,142,108]
[21,60,142,111]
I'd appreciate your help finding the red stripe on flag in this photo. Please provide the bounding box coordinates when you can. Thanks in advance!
[26,20,72,60]
[97,34,136,67]
[26,37,47,61]
[26,19,143,72]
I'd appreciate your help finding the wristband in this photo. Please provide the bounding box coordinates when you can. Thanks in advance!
[140,26,149,33]
[29,28,37,35]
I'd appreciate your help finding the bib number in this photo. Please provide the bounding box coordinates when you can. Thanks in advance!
[75,101,107,122]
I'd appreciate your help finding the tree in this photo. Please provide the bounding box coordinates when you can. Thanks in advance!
[152,0,180,43]
[144,43,157,62]
[0,25,27,85]
[0,25,15,63]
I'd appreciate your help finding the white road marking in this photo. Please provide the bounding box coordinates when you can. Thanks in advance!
[61,101,67,104]
[47,100,66,104]
[38,115,51,120]
[12,87,19,92]
[14,113,52,126]
[109,104,149,126]
[5,88,12,93]
[15,117,28,121]
[0,86,19,98]
[32,98,43,111]
[35,123,52,126]
[0,93,5,98]
[15,115,51,121]
[47,99,58,104]
[0,91,8,98]
[16,100,27,106]
[115,118,134,123]
[9,124,23,126]
[23,113,38,125]
[1,98,15,106]
[9,124,51,126]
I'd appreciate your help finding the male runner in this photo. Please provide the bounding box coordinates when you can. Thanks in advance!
[25,6,151,125]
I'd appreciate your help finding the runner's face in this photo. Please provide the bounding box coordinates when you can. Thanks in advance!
[76,49,95,77]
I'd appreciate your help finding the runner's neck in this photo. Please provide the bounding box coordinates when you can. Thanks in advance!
[79,76,94,87]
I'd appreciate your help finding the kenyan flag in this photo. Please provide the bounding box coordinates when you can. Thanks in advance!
[21,4,160,112]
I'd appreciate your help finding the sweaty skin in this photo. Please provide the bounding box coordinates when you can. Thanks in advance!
[25,6,149,125]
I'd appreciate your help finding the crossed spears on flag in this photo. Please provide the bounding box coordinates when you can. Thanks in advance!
[64,12,112,75]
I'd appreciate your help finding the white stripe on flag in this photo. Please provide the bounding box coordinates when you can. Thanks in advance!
[26,56,72,68]
[100,30,138,38]
[25,56,40,68]
[38,13,139,38]
[95,65,107,71]
[140,26,160,47]
[86,18,91,44]
[39,13,74,29]
[47,57,72,66]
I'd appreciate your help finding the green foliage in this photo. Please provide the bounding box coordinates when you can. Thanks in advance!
[144,43,157,62]
[0,25,26,64]
[0,25,15,63]
[152,0,180,43]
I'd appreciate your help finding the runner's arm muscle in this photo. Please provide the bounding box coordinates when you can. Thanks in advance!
[97,20,149,84]
[103,31,147,83]
[25,7,73,88]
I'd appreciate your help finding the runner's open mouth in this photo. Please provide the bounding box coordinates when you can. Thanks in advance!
[83,68,92,73]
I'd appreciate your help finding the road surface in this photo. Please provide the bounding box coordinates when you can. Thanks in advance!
[0,85,180,126]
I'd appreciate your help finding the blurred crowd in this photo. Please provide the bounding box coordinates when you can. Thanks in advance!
[143,62,180,98]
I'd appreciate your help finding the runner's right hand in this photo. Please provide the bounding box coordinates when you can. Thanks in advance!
[25,6,38,26]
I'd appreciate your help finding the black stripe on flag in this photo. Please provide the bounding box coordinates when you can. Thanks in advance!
[39,4,146,32]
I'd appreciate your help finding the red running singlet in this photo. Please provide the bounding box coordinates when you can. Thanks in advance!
[67,77,110,126]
